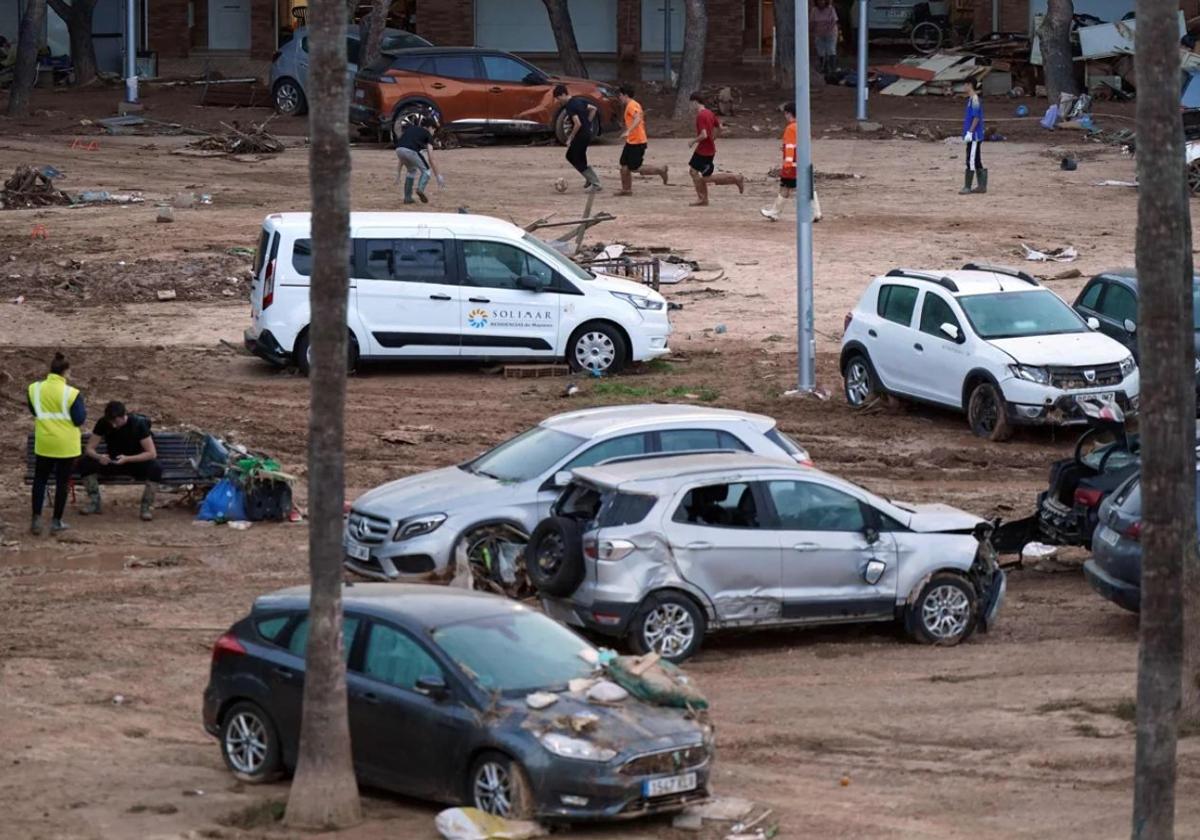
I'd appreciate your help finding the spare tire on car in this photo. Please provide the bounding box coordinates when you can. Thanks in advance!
[524,516,585,597]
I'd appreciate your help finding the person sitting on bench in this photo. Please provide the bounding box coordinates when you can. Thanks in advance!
[80,401,162,522]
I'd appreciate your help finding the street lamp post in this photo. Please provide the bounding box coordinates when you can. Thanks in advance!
[794,2,815,393]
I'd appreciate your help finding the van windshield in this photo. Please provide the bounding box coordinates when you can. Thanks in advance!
[522,232,593,284]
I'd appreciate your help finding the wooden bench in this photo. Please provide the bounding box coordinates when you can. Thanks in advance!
[23,432,212,488]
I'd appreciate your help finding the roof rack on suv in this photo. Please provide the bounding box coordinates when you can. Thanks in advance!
[960,263,1039,286]
[885,268,959,293]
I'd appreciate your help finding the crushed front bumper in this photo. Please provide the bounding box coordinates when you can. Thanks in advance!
[1004,390,1138,427]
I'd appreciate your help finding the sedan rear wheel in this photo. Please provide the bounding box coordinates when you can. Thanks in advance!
[843,354,876,407]
[469,752,534,820]
[220,701,283,783]
[273,78,307,116]
[907,574,978,646]
[967,381,1013,441]
[629,592,706,663]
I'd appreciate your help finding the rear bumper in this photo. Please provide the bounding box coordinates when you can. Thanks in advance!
[1083,558,1141,612]
[1036,492,1095,547]
[244,328,291,366]
[349,103,385,128]
[541,596,637,637]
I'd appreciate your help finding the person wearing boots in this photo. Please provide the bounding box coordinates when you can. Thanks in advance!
[555,85,601,192]
[27,352,86,536]
[615,84,668,196]
[961,77,987,194]
[79,401,162,522]
[687,93,745,206]
[393,114,444,204]
[810,0,839,77]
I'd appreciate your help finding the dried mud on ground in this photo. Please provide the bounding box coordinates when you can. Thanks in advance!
[0,86,1196,839]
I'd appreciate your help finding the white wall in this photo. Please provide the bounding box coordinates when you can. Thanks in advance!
[641,0,684,53]
[476,0,618,53]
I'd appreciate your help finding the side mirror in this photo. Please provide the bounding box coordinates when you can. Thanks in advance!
[1086,316,1101,330]
[864,527,880,545]
[863,558,887,585]
[415,675,448,700]
[1123,318,1137,334]
[517,274,551,292]
[938,322,960,342]
[552,470,573,488]
[523,71,546,85]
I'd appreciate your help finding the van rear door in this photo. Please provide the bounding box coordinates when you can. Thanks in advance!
[250,226,279,323]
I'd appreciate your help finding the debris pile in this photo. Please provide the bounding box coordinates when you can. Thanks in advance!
[1,165,70,209]
[182,120,285,156]
[876,51,994,97]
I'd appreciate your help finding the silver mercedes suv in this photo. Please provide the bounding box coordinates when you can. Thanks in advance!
[530,453,1006,662]
[344,405,811,582]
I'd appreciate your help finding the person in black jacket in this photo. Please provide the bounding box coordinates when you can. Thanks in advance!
[555,85,601,192]
[79,401,162,522]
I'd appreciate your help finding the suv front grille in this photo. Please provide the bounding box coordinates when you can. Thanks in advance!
[1048,363,1123,390]
[619,745,708,777]
[346,510,392,545]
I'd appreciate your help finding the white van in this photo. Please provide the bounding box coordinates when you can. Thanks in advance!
[243,212,672,375]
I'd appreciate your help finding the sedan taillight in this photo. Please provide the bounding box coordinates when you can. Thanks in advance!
[1121,521,1142,541]
[1074,487,1104,508]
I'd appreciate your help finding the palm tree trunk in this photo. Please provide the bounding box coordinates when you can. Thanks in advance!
[541,0,587,78]
[7,0,47,117]
[48,0,99,87]
[1038,0,1078,104]
[672,0,707,117]
[1130,0,1194,836]
[359,0,389,71]
[282,0,361,828]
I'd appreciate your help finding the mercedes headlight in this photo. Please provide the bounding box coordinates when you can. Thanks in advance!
[394,513,446,541]
[1008,364,1050,385]
[611,291,665,311]
[1119,356,1137,378]
[539,732,617,762]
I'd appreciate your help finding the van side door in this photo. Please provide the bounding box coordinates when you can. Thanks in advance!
[457,238,561,360]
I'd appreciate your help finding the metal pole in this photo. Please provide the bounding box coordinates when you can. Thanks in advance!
[664,1,671,84]
[124,0,138,103]
[795,0,815,392]
[856,0,868,121]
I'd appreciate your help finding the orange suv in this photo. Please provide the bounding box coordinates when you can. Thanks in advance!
[351,47,621,145]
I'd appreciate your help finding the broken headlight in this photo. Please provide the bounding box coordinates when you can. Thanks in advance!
[610,291,665,312]
[1008,364,1050,386]
[539,732,617,762]
[1120,355,1136,378]
[394,513,446,541]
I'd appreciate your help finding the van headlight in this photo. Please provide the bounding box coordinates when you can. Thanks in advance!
[1008,364,1050,385]
[539,732,617,762]
[394,513,446,541]
[1119,356,1136,377]
[611,291,665,311]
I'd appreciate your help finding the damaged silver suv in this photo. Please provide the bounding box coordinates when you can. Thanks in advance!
[531,453,1005,662]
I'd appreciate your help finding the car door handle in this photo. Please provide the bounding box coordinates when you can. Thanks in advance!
[489,86,503,93]
[469,297,490,304]
[914,342,923,352]
[273,666,296,680]
[684,541,712,550]
[868,329,877,338]
[429,293,452,301]
[357,691,382,705]
[792,542,821,552]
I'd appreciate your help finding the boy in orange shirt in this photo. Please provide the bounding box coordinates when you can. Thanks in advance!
[761,102,821,222]
[616,84,668,196]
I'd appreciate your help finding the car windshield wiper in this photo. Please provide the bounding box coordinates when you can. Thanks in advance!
[473,468,504,481]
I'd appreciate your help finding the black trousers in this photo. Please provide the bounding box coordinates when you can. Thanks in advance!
[79,456,163,482]
[32,455,74,519]
[965,140,983,171]
[565,135,590,174]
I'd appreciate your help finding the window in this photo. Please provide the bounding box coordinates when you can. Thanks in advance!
[563,433,649,469]
[1099,284,1137,324]
[358,239,449,283]
[522,232,592,285]
[766,428,806,460]
[346,37,361,66]
[291,238,353,278]
[877,284,919,326]
[362,623,443,690]
[597,491,658,527]
[388,54,430,72]
[659,428,749,453]
[287,615,360,663]
[1077,281,1104,311]
[673,482,760,528]
[919,293,961,340]
[482,55,534,83]
[252,228,270,277]
[463,240,554,290]
[381,33,430,51]
[256,615,290,643]
[433,54,480,79]
[767,481,865,532]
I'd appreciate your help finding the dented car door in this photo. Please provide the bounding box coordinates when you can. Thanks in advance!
[662,481,782,623]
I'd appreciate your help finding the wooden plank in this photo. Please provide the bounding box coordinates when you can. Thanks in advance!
[502,364,570,379]
[881,78,927,96]
[916,52,969,75]
[871,63,935,81]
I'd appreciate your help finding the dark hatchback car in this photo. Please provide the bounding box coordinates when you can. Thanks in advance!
[203,584,711,821]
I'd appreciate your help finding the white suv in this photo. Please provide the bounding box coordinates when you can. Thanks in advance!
[840,264,1139,440]
[244,212,671,375]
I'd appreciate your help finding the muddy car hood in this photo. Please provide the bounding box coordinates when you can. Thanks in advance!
[988,332,1130,367]
[352,465,503,517]
[509,691,705,757]
[892,502,983,533]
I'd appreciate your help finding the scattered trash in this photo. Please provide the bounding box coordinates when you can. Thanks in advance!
[563,382,580,397]
[1015,105,1030,117]
[840,775,851,786]
[1,165,70,209]
[1094,179,1138,188]
[605,653,709,710]
[379,425,435,446]
[1061,157,1078,171]
[1021,243,1078,263]
[673,811,704,831]
[172,192,212,208]
[226,246,256,258]
[1051,268,1083,280]
[714,324,727,334]
[112,694,126,705]
[156,207,175,224]
[567,711,598,733]
[156,289,177,301]
[1022,541,1059,561]
[227,521,252,530]
[586,679,629,704]
[9,295,24,304]
[688,797,756,822]
[434,807,546,840]
[180,119,285,156]
[525,691,558,710]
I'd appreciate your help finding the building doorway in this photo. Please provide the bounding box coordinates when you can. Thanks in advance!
[209,0,251,51]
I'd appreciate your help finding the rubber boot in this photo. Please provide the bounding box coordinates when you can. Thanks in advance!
[30,515,42,536]
[973,168,988,194]
[582,167,602,192]
[51,518,69,534]
[140,482,157,522]
[81,474,102,515]
[959,170,975,194]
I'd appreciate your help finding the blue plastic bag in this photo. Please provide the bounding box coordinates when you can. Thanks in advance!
[197,478,247,523]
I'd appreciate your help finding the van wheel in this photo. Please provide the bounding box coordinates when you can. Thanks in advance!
[524,516,585,597]
[568,322,627,375]
[629,592,706,664]
[967,381,1013,441]
[295,330,359,377]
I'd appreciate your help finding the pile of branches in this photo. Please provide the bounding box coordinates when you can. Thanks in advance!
[1,165,71,210]
[185,118,285,155]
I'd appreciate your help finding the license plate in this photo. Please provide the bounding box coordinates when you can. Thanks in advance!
[345,541,370,562]
[643,772,697,798]
[1100,528,1120,547]
[1078,391,1116,405]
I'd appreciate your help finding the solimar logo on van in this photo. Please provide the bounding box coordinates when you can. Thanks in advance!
[468,308,489,329]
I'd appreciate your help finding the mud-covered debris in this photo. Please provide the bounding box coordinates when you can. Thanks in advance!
[184,119,285,156]
[1,165,70,209]
[434,807,546,840]
[586,680,629,704]
[525,691,558,710]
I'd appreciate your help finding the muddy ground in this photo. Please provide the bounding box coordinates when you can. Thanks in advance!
[0,83,1195,840]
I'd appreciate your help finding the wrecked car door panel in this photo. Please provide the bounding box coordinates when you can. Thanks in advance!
[663,481,783,624]
[765,480,898,621]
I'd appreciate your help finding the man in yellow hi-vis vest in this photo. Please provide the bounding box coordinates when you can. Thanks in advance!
[27,353,86,535]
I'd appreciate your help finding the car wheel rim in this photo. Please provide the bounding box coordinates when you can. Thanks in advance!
[575,332,615,372]
[1190,163,1200,195]
[277,83,299,114]
[474,761,513,817]
[643,604,695,658]
[534,532,564,574]
[225,711,268,774]
[921,585,971,640]
[845,361,871,405]
[973,389,997,434]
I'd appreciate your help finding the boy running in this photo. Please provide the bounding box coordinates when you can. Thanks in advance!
[555,84,601,192]
[961,78,986,194]
[687,92,744,207]
[393,115,444,204]
[615,84,668,196]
